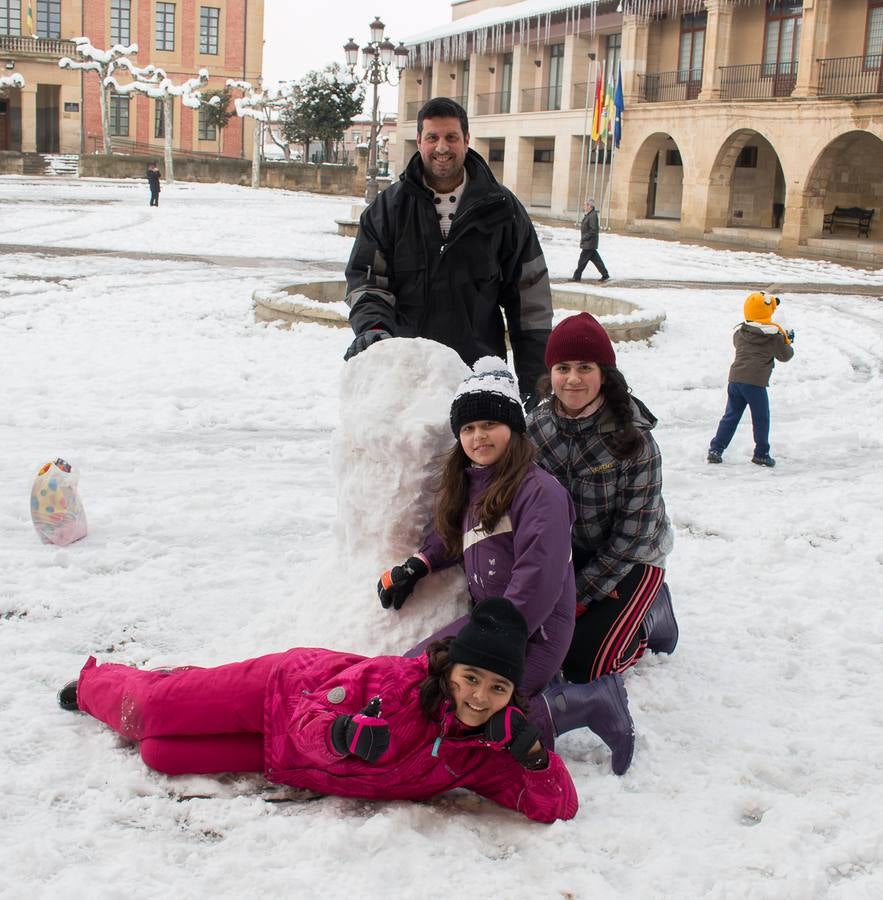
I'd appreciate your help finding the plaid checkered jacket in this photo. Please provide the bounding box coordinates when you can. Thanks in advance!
[527,396,673,605]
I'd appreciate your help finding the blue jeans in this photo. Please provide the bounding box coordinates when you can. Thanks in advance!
[710,382,770,457]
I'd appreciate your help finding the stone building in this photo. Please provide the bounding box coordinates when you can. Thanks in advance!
[397,0,882,262]
[0,0,263,160]
[341,111,397,170]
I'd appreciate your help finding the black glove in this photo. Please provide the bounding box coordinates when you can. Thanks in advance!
[483,706,547,768]
[330,696,390,763]
[343,329,392,361]
[377,556,429,610]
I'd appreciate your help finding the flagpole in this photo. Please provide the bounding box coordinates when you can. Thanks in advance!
[598,141,609,229]
[590,140,599,210]
[596,61,612,225]
[605,64,624,231]
[575,56,594,225]
[590,59,604,208]
[603,141,618,229]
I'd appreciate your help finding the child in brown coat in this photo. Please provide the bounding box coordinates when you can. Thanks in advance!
[708,291,795,467]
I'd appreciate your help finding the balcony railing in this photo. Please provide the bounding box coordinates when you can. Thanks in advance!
[520,85,563,113]
[719,63,797,99]
[474,90,512,116]
[571,82,597,110]
[818,54,883,97]
[0,34,77,58]
[637,69,702,102]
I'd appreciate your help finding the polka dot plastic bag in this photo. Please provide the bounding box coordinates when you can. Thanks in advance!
[30,458,88,546]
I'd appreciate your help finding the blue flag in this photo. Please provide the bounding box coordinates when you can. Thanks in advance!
[614,65,624,149]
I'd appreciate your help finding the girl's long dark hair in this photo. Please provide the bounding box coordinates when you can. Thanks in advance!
[433,430,535,557]
[597,365,644,459]
[538,365,645,461]
[419,637,529,720]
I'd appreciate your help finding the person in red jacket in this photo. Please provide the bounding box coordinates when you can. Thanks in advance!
[57,598,578,823]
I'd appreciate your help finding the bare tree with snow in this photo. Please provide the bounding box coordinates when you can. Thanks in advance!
[106,61,209,185]
[226,80,297,189]
[59,38,138,156]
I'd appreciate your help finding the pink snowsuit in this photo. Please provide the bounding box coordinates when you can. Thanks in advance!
[76,650,578,823]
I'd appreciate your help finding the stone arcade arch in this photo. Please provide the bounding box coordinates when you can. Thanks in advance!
[705,130,787,233]
[800,130,883,242]
[625,133,687,227]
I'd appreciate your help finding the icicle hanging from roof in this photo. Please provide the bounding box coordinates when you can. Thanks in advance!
[404,0,780,66]
[620,0,767,17]
[408,1,602,68]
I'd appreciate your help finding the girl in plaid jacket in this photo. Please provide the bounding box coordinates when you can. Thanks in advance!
[527,313,678,687]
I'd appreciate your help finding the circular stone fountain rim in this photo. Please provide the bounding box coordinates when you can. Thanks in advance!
[253,280,665,342]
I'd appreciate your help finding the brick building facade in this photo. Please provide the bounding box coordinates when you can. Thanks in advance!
[1,1,264,159]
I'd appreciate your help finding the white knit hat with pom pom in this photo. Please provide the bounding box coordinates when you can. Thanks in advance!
[449,356,525,436]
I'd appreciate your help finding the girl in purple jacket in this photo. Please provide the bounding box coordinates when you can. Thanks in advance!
[58,599,577,823]
[379,357,635,775]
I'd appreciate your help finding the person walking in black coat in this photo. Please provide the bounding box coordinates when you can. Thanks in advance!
[147,162,161,207]
[571,199,609,282]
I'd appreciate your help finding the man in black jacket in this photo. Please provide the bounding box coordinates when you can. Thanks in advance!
[571,199,609,282]
[343,98,552,402]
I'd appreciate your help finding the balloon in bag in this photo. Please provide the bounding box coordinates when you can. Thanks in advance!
[30,458,88,546]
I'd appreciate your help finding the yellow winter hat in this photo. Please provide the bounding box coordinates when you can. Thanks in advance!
[743,291,779,323]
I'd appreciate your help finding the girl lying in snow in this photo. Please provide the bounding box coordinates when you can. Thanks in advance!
[58,597,578,823]
[377,356,635,775]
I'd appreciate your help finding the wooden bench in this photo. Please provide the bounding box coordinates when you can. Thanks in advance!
[823,206,874,238]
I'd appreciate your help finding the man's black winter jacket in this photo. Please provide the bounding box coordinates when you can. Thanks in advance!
[344,148,552,398]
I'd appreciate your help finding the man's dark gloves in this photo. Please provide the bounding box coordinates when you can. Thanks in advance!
[330,696,390,763]
[378,556,429,610]
[343,329,392,361]
[483,706,548,769]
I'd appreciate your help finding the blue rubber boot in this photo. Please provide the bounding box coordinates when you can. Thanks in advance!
[539,673,635,775]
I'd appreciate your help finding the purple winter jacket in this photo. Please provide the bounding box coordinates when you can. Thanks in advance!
[264,650,578,823]
[411,464,576,697]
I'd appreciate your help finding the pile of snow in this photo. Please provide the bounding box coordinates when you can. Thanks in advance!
[0,176,881,899]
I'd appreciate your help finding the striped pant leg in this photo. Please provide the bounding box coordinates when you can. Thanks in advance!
[563,564,665,682]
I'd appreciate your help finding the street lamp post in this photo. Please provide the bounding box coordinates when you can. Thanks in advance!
[344,17,408,204]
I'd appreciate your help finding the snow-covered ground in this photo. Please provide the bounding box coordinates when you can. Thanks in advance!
[1,176,881,899]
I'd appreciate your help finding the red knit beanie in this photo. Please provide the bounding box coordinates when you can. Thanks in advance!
[544,312,616,369]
